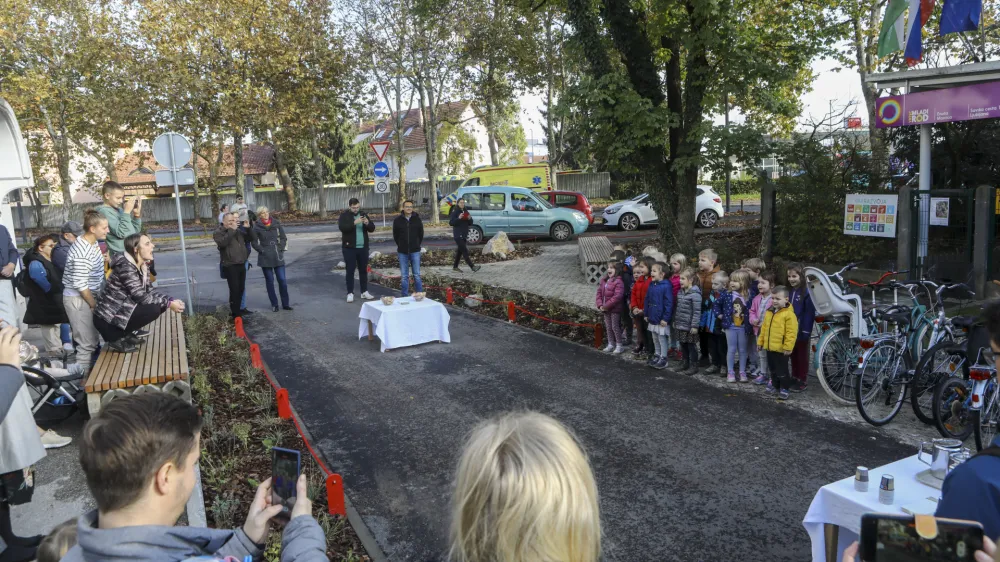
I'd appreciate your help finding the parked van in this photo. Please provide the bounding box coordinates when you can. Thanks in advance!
[440,164,553,213]
[450,185,589,243]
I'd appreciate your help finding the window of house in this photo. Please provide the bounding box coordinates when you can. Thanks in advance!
[374,129,385,139]
[404,127,414,136]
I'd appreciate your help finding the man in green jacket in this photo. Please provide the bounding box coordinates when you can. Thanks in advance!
[96,181,142,256]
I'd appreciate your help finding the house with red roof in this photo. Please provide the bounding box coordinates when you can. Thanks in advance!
[114,143,278,196]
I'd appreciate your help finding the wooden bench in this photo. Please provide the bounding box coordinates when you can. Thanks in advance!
[578,236,615,284]
[84,311,190,415]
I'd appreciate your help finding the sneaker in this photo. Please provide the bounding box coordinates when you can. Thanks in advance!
[272,306,280,312]
[347,293,355,303]
[727,372,736,383]
[283,306,294,311]
[778,389,791,400]
[613,345,625,355]
[655,357,668,369]
[765,385,778,396]
[647,355,661,367]
[63,342,74,352]
[472,265,482,272]
[705,365,722,375]
[684,365,700,376]
[40,429,71,449]
[739,372,749,383]
[632,345,644,354]
[361,291,376,300]
[133,329,150,339]
[676,361,690,372]
[790,381,808,393]
[752,374,768,385]
[240,308,254,315]
[603,344,615,352]
[453,267,462,272]
[108,339,138,353]
[124,334,142,346]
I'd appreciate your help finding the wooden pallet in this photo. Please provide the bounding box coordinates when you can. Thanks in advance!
[84,311,190,414]
[578,236,615,284]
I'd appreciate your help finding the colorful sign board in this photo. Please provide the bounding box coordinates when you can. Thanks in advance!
[929,197,950,226]
[845,117,863,129]
[875,81,1000,128]
[844,194,898,238]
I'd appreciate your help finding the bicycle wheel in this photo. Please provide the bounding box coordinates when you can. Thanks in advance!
[909,319,933,361]
[910,341,966,425]
[933,376,974,440]
[856,343,910,426]
[815,326,859,405]
[973,381,999,451]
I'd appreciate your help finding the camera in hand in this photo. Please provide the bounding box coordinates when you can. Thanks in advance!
[859,514,983,561]
[271,447,301,523]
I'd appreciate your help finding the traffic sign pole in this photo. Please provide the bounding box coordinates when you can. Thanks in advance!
[166,135,194,311]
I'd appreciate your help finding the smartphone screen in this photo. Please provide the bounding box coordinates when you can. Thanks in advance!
[860,514,984,561]
[271,447,301,522]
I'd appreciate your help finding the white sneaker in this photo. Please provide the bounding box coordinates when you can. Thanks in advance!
[346,293,355,303]
[40,429,71,449]
[63,343,74,352]
[361,291,375,300]
[613,345,625,354]
[603,344,614,352]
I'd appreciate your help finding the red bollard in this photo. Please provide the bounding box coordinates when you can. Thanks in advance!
[593,323,604,349]
[326,473,346,517]
[507,301,516,322]
[276,388,292,419]
[446,287,454,305]
[234,317,246,338]
[249,344,262,368]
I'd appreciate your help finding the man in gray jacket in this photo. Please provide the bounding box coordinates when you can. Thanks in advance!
[62,392,329,562]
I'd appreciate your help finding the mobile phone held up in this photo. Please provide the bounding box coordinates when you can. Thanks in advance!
[271,447,301,524]
[859,513,984,562]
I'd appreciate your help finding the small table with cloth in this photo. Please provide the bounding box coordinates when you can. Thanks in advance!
[358,297,451,352]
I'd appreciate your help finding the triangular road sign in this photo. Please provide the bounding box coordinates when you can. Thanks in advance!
[369,141,390,162]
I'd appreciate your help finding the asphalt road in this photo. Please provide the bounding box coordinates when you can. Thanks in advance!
[154,238,909,562]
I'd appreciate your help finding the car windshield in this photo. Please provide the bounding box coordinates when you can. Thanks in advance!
[531,193,554,209]
[630,193,648,203]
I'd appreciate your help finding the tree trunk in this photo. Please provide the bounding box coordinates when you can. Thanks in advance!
[190,137,202,225]
[418,82,440,224]
[310,129,327,219]
[485,97,499,166]
[853,6,888,188]
[394,73,407,211]
[272,141,297,212]
[233,131,246,205]
[544,9,557,168]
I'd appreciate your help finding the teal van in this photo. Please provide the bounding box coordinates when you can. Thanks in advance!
[452,186,590,244]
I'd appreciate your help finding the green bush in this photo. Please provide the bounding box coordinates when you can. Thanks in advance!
[707,177,760,195]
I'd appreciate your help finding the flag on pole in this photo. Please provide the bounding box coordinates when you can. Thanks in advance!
[939,0,982,35]
[877,0,909,57]
[904,0,937,65]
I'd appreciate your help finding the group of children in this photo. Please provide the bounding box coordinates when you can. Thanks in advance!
[596,247,817,400]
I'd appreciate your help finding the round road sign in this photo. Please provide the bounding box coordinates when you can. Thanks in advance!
[374,181,390,194]
[152,132,192,170]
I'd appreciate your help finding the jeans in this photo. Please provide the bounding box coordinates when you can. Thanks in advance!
[60,323,71,344]
[240,261,250,309]
[725,327,749,374]
[262,266,290,308]
[223,263,247,318]
[343,247,369,294]
[398,252,423,296]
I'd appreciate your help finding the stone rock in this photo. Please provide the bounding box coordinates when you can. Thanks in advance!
[464,294,482,308]
[369,251,382,259]
[483,231,515,259]
[420,247,428,254]
[336,261,346,269]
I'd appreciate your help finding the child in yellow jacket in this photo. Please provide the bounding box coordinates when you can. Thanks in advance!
[757,285,798,400]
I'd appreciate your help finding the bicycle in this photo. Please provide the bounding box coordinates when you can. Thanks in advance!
[931,317,991,440]
[854,300,916,426]
[970,353,999,451]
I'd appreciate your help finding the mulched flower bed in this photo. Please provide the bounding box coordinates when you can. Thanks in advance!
[370,245,542,268]
[185,312,370,562]
[372,272,602,346]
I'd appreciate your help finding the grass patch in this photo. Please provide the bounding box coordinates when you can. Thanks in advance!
[185,310,369,562]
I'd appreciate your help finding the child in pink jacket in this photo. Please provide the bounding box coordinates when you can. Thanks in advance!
[596,260,626,354]
[749,271,775,386]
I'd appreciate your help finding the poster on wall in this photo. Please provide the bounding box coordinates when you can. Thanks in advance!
[844,194,898,238]
[930,197,950,226]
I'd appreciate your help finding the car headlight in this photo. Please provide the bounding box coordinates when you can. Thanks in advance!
[605,206,620,214]
[573,211,586,222]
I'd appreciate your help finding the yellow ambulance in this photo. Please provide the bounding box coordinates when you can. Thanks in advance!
[440,164,553,213]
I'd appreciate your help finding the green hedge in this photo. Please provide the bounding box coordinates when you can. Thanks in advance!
[707,177,760,195]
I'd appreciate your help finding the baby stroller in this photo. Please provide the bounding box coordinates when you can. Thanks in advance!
[19,342,86,423]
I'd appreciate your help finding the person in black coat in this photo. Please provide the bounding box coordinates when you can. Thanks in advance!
[392,200,424,296]
[338,197,376,302]
[449,198,480,272]
[21,234,69,352]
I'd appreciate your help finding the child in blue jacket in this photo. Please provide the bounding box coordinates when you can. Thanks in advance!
[785,262,816,392]
[644,261,675,370]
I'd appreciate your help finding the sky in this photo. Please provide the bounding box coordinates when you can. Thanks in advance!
[517,57,866,152]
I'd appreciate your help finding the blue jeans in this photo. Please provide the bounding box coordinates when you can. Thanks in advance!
[398,252,423,296]
[726,327,749,374]
[60,323,71,344]
[262,266,290,308]
[240,261,250,309]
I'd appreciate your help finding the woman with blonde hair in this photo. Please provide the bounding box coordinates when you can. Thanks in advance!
[449,411,601,562]
[250,206,292,312]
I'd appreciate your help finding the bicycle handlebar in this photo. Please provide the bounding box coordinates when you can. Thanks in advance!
[847,270,909,288]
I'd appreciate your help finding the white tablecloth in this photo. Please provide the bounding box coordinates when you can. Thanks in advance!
[803,454,941,562]
[358,297,451,352]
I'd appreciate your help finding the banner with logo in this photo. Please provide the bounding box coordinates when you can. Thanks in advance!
[844,194,898,238]
[875,81,1000,128]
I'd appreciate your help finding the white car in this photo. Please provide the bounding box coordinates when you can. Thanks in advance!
[601,186,725,230]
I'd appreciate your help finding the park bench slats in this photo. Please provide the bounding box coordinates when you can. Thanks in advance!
[83,312,190,413]
[578,236,615,284]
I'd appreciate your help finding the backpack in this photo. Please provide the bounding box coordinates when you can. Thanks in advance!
[13,268,28,297]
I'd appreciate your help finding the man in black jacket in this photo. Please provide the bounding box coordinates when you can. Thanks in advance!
[213,212,250,319]
[337,198,376,303]
[392,200,424,296]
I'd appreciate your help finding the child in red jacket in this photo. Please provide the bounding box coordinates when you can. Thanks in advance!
[629,259,652,355]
